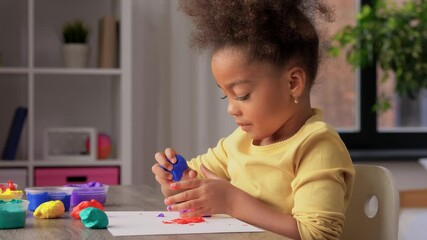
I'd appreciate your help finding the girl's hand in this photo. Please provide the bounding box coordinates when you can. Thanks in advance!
[152,148,197,186]
[164,164,238,217]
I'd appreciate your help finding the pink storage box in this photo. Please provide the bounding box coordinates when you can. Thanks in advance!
[34,167,119,186]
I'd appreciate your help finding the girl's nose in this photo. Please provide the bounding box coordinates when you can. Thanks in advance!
[227,100,241,116]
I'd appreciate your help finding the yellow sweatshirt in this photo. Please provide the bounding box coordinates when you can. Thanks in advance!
[187,109,355,240]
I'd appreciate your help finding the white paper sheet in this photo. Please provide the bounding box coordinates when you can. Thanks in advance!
[106,211,264,236]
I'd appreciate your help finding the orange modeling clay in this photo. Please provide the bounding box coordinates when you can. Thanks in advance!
[163,216,205,224]
[71,199,104,219]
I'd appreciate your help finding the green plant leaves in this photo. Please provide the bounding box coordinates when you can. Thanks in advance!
[329,0,427,110]
[62,19,89,44]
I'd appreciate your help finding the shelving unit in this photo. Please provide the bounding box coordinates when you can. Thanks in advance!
[0,0,132,187]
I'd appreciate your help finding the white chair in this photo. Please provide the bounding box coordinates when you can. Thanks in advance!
[341,164,400,240]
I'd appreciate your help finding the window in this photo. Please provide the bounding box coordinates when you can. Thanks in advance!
[312,0,357,131]
[314,0,427,160]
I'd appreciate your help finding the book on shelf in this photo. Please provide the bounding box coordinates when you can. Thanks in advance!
[98,15,118,68]
[2,107,27,160]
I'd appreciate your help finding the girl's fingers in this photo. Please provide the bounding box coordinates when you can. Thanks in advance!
[154,152,173,171]
[155,174,172,185]
[152,163,173,181]
[165,186,200,205]
[166,198,206,215]
[170,179,202,191]
[183,169,198,179]
[165,148,177,164]
[180,208,207,218]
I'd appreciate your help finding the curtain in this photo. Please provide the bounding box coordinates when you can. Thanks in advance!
[131,0,235,186]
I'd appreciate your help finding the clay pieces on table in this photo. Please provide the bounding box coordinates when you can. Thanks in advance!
[71,199,104,219]
[80,207,109,229]
[33,200,65,219]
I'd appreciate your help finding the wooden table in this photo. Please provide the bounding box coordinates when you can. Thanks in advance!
[0,185,287,240]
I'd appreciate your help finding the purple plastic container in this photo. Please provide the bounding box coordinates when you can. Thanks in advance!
[65,182,109,208]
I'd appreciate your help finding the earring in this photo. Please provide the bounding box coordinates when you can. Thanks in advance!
[293,95,299,104]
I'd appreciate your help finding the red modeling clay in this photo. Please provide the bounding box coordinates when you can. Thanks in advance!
[0,180,16,191]
[7,180,16,191]
[71,199,104,219]
[163,217,205,224]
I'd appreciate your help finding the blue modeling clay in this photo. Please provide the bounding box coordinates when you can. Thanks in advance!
[161,155,188,182]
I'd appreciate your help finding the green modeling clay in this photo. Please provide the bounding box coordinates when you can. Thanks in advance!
[80,207,109,229]
[0,199,27,229]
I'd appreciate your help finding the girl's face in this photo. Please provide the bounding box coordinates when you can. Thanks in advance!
[211,47,303,145]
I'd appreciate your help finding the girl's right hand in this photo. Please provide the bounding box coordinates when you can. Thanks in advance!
[152,148,197,187]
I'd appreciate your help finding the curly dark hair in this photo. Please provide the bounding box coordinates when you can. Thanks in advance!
[178,0,335,86]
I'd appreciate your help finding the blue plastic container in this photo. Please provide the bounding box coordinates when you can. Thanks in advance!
[25,187,73,211]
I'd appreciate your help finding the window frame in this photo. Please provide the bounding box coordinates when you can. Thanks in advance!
[337,0,427,160]
[339,62,427,160]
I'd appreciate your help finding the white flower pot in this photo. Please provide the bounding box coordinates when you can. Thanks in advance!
[62,44,90,68]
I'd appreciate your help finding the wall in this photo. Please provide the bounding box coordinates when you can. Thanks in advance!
[131,0,235,187]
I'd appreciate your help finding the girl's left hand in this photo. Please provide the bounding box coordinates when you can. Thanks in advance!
[164,164,237,218]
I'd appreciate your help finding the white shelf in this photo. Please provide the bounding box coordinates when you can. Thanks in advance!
[0,159,121,168]
[0,67,121,75]
[33,68,121,75]
[0,161,30,167]
[0,0,132,187]
[32,160,121,167]
[0,67,30,74]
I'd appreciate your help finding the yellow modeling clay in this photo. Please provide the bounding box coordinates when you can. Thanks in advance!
[34,200,65,219]
[0,189,23,201]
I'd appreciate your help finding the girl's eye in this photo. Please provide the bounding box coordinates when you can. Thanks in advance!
[235,93,250,101]
[220,93,250,100]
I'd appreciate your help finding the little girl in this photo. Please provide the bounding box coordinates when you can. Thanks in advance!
[152,1,354,239]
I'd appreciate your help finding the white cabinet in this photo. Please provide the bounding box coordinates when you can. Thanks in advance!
[0,0,132,186]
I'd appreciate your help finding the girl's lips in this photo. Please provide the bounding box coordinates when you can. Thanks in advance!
[236,122,251,131]
[240,125,251,131]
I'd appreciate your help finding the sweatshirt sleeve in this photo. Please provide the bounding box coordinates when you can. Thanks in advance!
[291,131,355,240]
[187,137,231,180]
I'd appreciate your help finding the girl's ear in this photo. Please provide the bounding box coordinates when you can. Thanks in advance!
[287,66,307,98]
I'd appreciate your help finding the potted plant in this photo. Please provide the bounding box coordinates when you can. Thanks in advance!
[329,0,427,111]
[62,19,90,68]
